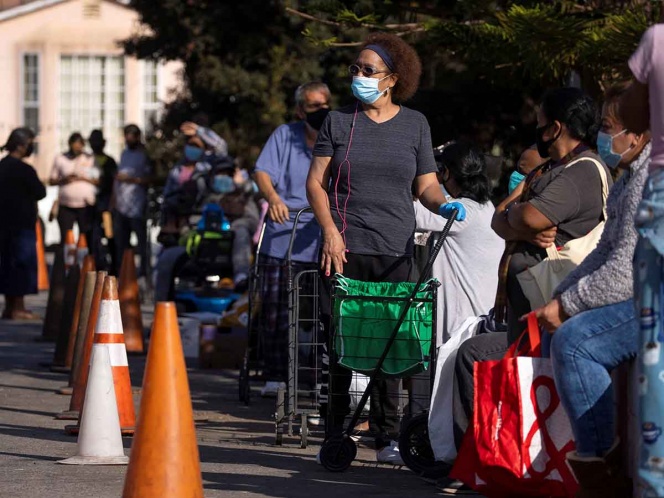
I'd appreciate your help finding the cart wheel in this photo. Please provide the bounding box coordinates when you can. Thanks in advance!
[399,412,451,479]
[275,387,285,446]
[319,436,357,472]
[300,414,308,449]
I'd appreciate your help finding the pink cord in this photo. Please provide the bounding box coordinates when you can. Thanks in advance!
[334,103,359,248]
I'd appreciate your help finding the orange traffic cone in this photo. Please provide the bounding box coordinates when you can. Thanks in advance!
[122,302,203,497]
[64,230,76,270]
[36,221,48,291]
[41,245,66,341]
[59,255,96,372]
[57,270,96,395]
[76,233,89,266]
[59,271,107,422]
[66,276,135,436]
[50,264,80,371]
[119,249,145,354]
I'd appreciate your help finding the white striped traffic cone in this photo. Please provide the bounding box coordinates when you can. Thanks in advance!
[57,346,128,465]
[70,276,136,436]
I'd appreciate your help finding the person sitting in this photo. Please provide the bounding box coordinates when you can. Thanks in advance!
[535,83,650,498]
[414,141,504,345]
[438,88,609,495]
[508,145,544,194]
[161,120,230,231]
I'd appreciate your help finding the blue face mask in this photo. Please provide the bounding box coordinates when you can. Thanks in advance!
[508,170,526,194]
[351,75,391,104]
[213,174,235,194]
[184,144,205,163]
[597,130,629,169]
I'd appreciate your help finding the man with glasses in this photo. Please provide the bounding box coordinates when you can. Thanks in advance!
[253,82,329,397]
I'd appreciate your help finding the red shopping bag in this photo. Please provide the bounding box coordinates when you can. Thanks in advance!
[450,313,578,498]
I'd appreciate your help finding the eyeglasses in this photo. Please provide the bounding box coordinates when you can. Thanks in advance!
[348,64,389,78]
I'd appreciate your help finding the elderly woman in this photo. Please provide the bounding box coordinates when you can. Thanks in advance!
[307,33,463,464]
[0,128,46,320]
[533,84,650,498]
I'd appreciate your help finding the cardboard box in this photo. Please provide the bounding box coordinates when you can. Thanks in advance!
[199,325,248,370]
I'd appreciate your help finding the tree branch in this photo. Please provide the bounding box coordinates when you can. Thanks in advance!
[285,6,423,31]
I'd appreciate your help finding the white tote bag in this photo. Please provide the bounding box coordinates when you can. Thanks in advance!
[517,157,609,309]
[428,316,483,463]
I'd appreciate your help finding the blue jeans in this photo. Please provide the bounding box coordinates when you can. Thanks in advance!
[550,300,638,457]
[635,169,664,497]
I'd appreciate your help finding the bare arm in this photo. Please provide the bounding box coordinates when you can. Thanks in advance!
[492,182,556,247]
[413,173,447,213]
[306,155,346,275]
[620,80,650,135]
[254,170,289,224]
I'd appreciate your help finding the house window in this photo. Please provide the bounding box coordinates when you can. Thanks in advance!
[59,55,125,159]
[141,60,160,132]
[22,53,40,135]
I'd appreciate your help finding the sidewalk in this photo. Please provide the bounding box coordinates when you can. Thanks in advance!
[0,291,442,498]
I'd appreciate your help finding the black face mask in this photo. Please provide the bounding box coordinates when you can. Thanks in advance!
[305,108,330,131]
[535,123,560,159]
[25,143,34,157]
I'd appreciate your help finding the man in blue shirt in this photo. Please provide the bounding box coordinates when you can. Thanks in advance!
[254,81,330,396]
[114,124,152,277]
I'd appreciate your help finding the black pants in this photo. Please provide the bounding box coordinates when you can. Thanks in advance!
[113,212,148,277]
[320,252,418,449]
[57,205,95,253]
[452,332,508,449]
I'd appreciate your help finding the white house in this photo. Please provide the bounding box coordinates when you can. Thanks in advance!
[0,0,183,178]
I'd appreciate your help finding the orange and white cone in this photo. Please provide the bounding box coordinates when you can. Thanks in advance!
[57,346,128,465]
[64,230,77,270]
[76,233,89,266]
[87,276,136,435]
[66,276,136,436]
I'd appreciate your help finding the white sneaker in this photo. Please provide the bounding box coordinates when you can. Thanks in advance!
[260,381,286,397]
[376,441,404,465]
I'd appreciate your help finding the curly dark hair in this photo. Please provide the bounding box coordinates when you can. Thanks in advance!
[361,33,422,102]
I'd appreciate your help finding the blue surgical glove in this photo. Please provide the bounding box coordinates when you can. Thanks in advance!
[439,202,467,221]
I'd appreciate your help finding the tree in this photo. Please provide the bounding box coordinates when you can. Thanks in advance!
[124,0,336,169]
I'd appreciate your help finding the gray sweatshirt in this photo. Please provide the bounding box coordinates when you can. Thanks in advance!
[555,143,651,316]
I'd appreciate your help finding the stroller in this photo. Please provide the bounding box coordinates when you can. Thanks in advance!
[318,209,458,473]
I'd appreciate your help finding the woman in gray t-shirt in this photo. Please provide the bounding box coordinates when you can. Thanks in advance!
[307,33,463,465]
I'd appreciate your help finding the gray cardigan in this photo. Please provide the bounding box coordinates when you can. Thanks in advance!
[555,143,651,317]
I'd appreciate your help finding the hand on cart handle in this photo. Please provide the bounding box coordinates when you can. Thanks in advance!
[439,202,466,221]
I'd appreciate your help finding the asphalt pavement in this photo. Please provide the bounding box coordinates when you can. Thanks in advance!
[0,291,445,498]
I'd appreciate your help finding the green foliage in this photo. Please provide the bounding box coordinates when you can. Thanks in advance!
[125,0,661,176]
[124,0,332,166]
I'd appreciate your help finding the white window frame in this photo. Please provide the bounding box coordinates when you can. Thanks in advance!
[19,52,41,134]
[57,53,126,159]
[140,59,161,133]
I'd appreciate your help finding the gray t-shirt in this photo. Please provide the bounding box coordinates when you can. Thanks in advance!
[507,150,611,330]
[313,104,437,257]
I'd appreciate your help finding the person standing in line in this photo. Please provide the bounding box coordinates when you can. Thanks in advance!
[253,81,330,397]
[307,33,464,464]
[113,124,152,277]
[49,132,99,248]
[0,128,46,320]
[88,129,118,272]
